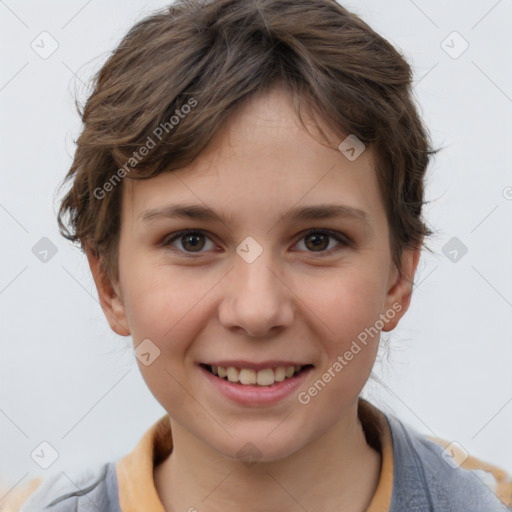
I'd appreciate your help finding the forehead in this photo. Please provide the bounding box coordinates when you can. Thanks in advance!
[122,87,386,234]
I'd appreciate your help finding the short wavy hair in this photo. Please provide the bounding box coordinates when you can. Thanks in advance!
[57,0,439,283]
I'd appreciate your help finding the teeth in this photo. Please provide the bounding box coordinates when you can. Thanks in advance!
[256,368,274,386]
[208,364,306,386]
[274,367,286,382]
[227,367,239,383]
[239,368,256,385]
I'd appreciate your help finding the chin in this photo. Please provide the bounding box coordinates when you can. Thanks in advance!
[207,425,312,465]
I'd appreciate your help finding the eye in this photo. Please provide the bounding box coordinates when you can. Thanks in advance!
[162,229,350,256]
[294,229,350,256]
[162,230,216,254]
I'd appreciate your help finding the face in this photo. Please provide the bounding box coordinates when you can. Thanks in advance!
[90,86,419,462]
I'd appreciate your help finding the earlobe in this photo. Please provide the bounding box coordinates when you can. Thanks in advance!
[85,248,131,337]
[381,247,422,332]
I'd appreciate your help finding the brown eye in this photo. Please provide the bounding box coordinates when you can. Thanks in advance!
[180,232,205,251]
[304,232,330,251]
[163,230,215,253]
[295,229,349,255]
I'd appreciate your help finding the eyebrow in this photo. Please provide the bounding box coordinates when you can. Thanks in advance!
[140,202,372,230]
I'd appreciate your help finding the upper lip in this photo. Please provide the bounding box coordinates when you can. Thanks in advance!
[200,361,313,371]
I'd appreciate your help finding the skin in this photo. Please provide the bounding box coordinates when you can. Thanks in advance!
[87,85,421,512]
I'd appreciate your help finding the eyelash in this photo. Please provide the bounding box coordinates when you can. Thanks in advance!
[160,229,351,257]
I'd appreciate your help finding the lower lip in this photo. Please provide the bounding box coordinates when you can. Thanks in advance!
[200,365,314,406]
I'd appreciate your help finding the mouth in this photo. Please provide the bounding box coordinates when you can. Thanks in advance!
[200,363,314,387]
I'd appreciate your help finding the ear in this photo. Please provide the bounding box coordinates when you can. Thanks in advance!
[85,247,131,336]
[381,246,422,332]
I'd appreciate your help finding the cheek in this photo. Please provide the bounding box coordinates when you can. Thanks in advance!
[121,266,209,411]
[121,263,217,347]
[295,274,383,412]
[298,268,387,351]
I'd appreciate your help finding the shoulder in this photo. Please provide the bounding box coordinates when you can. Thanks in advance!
[17,462,120,512]
[386,412,512,511]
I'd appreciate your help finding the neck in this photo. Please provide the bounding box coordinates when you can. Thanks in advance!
[154,402,382,512]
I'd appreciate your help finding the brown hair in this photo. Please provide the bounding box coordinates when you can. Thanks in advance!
[57,0,439,283]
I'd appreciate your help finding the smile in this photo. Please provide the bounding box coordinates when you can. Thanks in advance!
[200,363,314,387]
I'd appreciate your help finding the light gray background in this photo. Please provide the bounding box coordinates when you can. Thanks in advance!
[1,0,511,497]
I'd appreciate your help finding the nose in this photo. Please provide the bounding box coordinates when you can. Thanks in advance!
[218,250,295,338]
